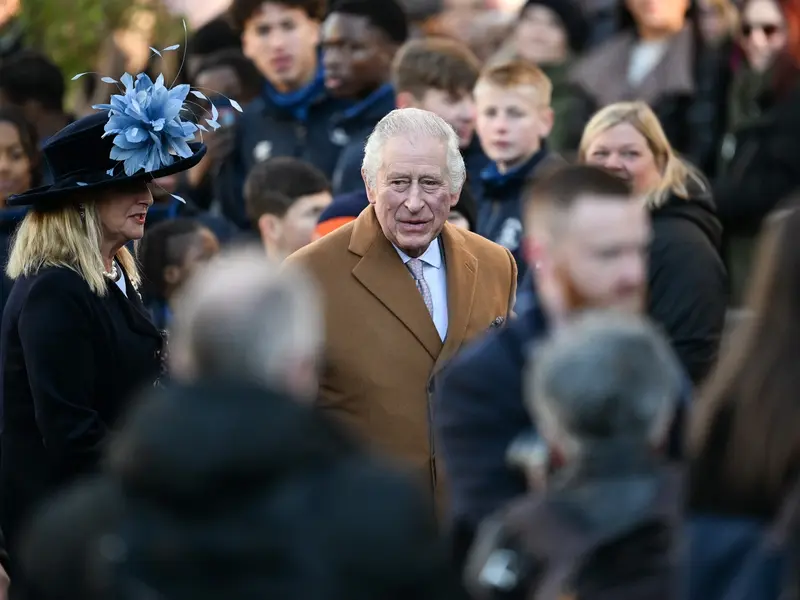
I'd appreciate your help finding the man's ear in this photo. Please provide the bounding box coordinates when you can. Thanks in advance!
[362,168,378,205]
[395,91,418,110]
[257,213,282,244]
[163,265,182,287]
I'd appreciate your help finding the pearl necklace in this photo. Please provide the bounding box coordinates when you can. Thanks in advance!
[103,263,119,281]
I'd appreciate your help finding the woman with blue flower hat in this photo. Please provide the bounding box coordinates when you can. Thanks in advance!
[0,68,208,562]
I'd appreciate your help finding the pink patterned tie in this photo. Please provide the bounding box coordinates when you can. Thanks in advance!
[407,258,433,317]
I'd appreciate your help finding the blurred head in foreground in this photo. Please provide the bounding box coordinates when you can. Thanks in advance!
[168,247,323,400]
[526,311,682,470]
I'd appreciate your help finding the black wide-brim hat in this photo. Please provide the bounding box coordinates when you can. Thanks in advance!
[8,111,206,208]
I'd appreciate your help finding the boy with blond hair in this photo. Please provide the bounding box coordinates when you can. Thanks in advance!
[474,60,563,281]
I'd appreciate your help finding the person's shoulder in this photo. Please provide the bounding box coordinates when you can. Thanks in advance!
[12,267,94,322]
[569,31,633,84]
[24,266,90,296]
[285,222,356,269]
[456,226,513,263]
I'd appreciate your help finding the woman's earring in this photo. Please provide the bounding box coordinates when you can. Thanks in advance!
[78,204,85,222]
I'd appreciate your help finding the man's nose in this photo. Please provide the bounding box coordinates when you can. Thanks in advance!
[405,182,425,211]
[323,47,342,68]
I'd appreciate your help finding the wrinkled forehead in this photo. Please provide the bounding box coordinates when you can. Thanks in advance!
[378,135,449,176]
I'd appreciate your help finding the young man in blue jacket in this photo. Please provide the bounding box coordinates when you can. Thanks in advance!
[321,0,407,195]
[216,0,348,229]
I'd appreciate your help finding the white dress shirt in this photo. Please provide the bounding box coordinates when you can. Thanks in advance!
[394,237,448,341]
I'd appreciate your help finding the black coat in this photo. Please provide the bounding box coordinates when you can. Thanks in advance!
[0,207,26,318]
[648,186,728,385]
[0,266,163,552]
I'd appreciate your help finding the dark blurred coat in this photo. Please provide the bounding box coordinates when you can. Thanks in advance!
[329,85,396,196]
[107,379,461,600]
[215,88,349,229]
[715,76,800,305]
[0,266,163,554]
[285,206,517,511]
[567,26,728,175]
[648,183,727,385]
[466,449,682,600]
[0,207,26,317]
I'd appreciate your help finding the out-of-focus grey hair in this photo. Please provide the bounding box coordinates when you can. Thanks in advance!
[361,108,466,194]
[525,311,683,457]
[168,248,322,390]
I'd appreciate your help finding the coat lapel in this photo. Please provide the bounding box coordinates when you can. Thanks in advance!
[436,223,477,370]
[111,269,164,342]
[350,207,443,360]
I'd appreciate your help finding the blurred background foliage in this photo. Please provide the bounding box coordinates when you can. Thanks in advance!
[19,0,186,81]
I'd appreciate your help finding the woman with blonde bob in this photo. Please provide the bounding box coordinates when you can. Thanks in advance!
[0,75,206,555]
[579,101,727,385]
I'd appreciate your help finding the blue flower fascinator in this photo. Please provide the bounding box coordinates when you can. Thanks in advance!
[8,22,242,208]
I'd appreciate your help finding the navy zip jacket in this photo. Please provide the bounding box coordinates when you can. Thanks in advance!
[329,84,396,196]
[477,149,564,281]
[216,72,351,229]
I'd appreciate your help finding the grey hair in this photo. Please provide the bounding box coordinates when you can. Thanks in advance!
[168,247,322,390]
[361,108,466,194]
[525,311,683,455]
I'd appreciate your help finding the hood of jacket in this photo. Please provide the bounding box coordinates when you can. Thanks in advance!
[652,175,723,251]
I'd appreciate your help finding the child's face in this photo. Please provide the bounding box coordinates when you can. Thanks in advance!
[165,228,220,299]
[418,88,477,149]
[475,83,553,169]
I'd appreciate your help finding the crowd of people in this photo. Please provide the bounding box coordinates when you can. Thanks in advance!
[0,0,796,597]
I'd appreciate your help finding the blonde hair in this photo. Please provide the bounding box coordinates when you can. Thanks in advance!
[6,196,140,296]
[475,59,553,107]
[710,0,740,37]
[578,101,707,209]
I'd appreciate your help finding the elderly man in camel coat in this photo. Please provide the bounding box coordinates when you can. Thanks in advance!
[285,108,517,510]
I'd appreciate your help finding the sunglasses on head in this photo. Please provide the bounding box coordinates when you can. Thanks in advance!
[741,22,782,37]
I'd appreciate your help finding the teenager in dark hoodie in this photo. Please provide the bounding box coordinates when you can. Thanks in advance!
[216,0,348,229]
[321,0,408,195]
[580,101,727,385]
[0,108,40,316]
[474,60,565,283]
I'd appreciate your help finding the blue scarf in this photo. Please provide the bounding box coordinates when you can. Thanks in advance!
[341,83,394,122]
[262,59,327,123]
[481,147,548,189]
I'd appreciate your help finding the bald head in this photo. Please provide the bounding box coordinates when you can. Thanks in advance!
[168,248,322,398]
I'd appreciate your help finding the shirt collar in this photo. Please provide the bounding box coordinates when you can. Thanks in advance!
[393,236,442,269]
